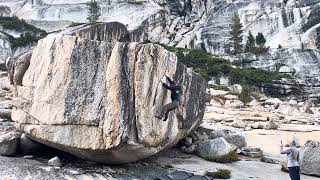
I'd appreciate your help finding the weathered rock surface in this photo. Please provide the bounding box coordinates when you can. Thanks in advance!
[209,127,247,149]
[11,23,206,164]
[299,140,320,177]
[48,156,62,167]
[0,131,20,156]
[195,137,231,160]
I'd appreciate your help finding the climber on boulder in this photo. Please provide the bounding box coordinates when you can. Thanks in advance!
[155,75,182,121]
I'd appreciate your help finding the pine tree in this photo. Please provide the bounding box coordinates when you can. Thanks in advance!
[278,44,282,49]
[244,31,255,53]
[256,33,266,48]
[255,32,267,54]
[87,0,100,24]
[229,14,243,55]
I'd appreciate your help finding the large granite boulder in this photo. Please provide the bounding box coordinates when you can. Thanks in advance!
[195,137,231,160]
[11,22,207,164]
[299,140,320,177]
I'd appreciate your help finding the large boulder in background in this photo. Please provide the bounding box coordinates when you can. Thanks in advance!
[299,140,320,177]
[195,137,231,160]
[11,22,207,164]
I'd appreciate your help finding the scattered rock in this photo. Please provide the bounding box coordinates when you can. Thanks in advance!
[264,119,279,130]
[209,99,222,107]
[0,131,21,156]
[224,95,239,100]
[184,137,193,147]
[209,127,247,148]
[260,155,279,164]
[208,89,228,96]
[224,100,244,109]
[0,109,11,119]
[250,122,265,129]
[231,119,247,129]
[191,131,209,142]
[299,140,320,177]
[264,98,282,105]
[195,137,231,160]
[248,100,260,107]
[229,84,242,94]
[181,144,197,154]
[48,156,62,167]
[240,147,263,158]
[277,104,300,115]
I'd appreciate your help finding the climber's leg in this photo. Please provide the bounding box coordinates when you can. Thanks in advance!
[163,101,179,121]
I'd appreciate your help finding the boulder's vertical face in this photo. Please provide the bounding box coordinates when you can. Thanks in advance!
[12,23,206,164]
[299,140,320,177]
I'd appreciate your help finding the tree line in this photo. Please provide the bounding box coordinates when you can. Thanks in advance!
[229,14,268,55]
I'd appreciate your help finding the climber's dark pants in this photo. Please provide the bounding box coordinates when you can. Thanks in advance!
[161,101,179,120]
[288,166,300,180]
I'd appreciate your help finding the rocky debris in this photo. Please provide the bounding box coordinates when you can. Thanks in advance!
[0,131,21,156]
[224,100,244,109]
[224,95,239,100]
[5,51,32,85]
[207,89,228,97]
[195,137,231,160]
[264,98,283,106]
[156,170,211,180]
[191,131,209,142]
[264,119,279,130]
[231,119,248,129]
[181,144,196,154]
[0,108,10,119]
[229,84,242,94]
[299,140,320,177]
[209,99,222,108]
[19,133,43,154]
[260,155,279,164]
[48,156,62,167]
[250,122,265,129]
[11,22,207,164]
[240,147,263,158]
[208,127,247,149]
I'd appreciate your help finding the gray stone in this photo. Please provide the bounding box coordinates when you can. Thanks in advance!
[264,119,279,130]
[229,84,242,94]
[0,131,20,156]
[209,127,247,148]
[0,109,10,119]
[240,147,263,158]
[195,137,231,160]
[181,144,197,154]
[260,155,279,164]
[299,140,320,177]
[48,156,62,167]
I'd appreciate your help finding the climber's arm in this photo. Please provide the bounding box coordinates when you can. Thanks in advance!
[166,76,174,85]
[162,83,174,90]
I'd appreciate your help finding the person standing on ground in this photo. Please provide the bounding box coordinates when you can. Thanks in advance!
[280,139,300,180]
[155,75,182,121]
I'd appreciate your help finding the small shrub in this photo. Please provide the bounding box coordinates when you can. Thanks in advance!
[68,22,85,27]
[210,84,230,91]
[163,164,174,169]
[206,151,240,163]
[206,169,231,179]
[239,84,252,104]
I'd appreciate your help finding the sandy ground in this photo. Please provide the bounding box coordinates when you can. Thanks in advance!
[246,124,320,161]
[155,149,319,180]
